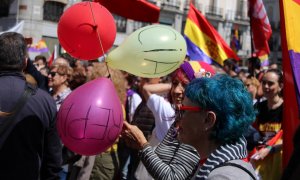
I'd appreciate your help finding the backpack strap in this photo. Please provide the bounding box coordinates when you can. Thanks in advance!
[213,162,257,180]
[0,83,37,148]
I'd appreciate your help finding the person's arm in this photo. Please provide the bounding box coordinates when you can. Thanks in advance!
[25,58,49,92]
[122,122,200,180]
[143,83,171,102]
[253,142,282,160]
[146,94,175,141]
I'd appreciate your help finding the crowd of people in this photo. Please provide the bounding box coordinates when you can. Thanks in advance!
[0,32,296,180]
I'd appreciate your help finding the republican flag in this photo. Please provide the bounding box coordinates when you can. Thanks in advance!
[258,54,269,67]
[28,40,49,53]
[248,0,272,57]
[184,4,239,65]
[94,0,160,23]
[230,28,241,53]
[279,0,300,168]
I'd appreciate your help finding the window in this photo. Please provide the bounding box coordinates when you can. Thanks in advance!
[43,1,66,22]
[0,0,11,17]
[113,14,127,33]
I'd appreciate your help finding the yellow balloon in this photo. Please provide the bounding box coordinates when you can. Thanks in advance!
[106,24,187,78]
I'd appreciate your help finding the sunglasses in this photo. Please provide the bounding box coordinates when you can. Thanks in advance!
[49,71,64,77]
[33,63,39,67]
[175,105,201,120]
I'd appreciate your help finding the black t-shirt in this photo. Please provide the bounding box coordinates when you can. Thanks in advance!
[256,100,283,124]
[255,100,283,143]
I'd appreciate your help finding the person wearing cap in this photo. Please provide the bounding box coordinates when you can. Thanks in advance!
[178,74,256,179]
[122,61,215,180]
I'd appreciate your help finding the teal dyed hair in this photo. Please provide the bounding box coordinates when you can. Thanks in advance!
[185,74,256,144]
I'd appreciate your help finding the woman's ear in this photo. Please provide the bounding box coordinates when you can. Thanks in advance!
[279,82,283,91]
[61,74,68,84]
[205,111,216,130]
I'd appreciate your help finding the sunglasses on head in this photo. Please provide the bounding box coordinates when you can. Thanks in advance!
[176,105,201,120]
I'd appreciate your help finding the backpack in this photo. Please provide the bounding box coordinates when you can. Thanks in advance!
[213,162,257,180]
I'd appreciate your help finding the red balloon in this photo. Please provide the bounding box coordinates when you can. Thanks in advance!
[57,2,116,60]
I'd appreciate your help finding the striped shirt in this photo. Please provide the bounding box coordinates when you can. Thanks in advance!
[139,123,200,180]
[194,137,252,180]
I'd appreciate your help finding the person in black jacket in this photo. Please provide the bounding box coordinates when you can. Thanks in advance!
[0,32,62,180]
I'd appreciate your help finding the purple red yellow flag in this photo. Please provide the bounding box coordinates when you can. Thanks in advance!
[230,28,241,53]
[28,40,49,53]
[184,4,239,65]
[279,0,300,168]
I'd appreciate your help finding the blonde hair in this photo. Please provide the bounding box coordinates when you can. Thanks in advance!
[91,63,127,105]
[246,76,260,89]
[24,73,37,86]
[50,64,73,86]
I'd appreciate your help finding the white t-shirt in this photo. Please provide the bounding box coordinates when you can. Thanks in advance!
[127,92,142,122]
[147,94,175,142]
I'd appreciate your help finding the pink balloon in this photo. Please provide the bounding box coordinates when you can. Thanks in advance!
[57,78,123,155]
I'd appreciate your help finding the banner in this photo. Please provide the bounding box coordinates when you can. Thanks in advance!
[0,21,24,35]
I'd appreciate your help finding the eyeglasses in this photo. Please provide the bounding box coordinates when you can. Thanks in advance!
[175,105,201,120]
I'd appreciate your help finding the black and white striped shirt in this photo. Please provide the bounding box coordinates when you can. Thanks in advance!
[194,137,252,180]
[139,123,200,180]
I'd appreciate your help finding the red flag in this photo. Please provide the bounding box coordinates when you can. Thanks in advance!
[47,50,55,67]
[279,0,300,168]
[249,0,272,57]
[266,130,283,146]
[94,0,160,23]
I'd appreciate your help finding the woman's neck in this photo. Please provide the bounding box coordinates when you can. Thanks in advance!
[53,84,68,97]
[267,95,283,109]
[195,137,220,159]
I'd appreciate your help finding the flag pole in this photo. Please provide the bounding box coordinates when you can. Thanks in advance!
[248,6,254,57]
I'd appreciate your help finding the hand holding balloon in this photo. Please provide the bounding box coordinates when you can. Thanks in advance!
[121,121,148,150]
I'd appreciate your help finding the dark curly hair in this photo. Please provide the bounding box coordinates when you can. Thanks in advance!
[0,32,27,71]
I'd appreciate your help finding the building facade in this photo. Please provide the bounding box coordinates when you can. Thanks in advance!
[1,0,254,63]
[263,0,281,64]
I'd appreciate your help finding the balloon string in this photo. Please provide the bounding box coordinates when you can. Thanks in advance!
[88,0,112,79]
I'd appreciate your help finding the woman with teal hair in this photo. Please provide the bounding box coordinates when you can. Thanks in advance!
[177,74,257,179]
